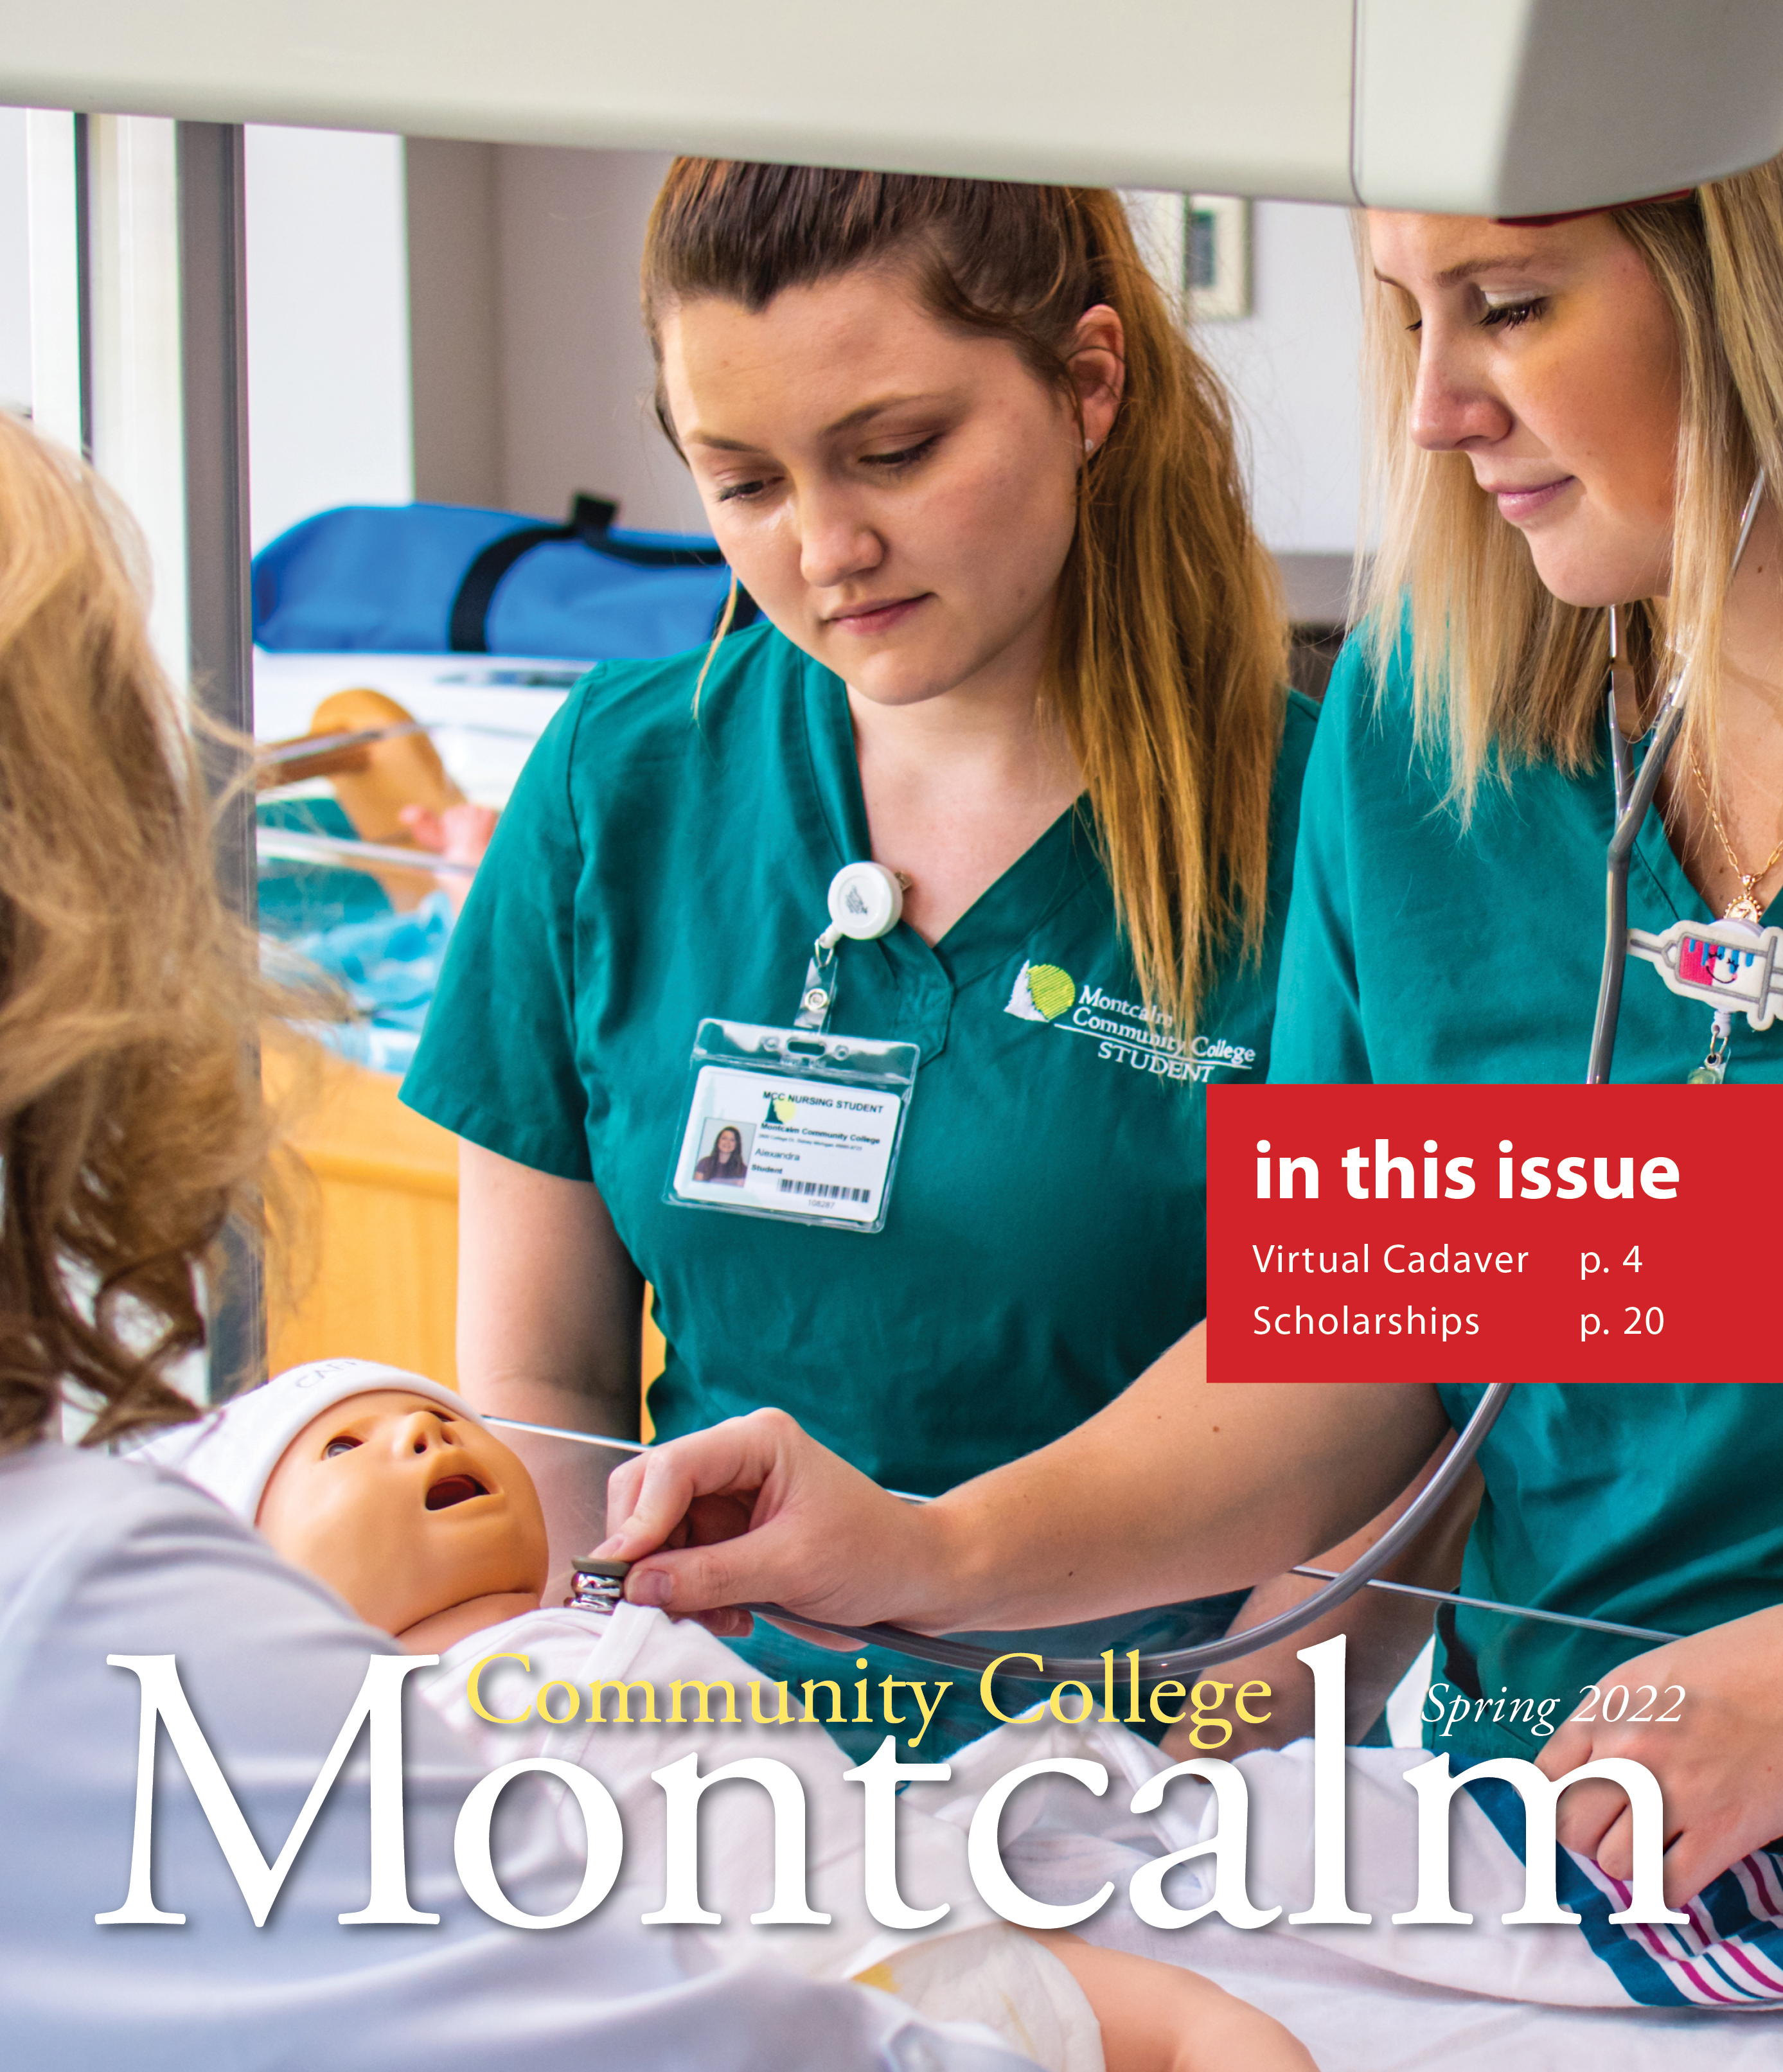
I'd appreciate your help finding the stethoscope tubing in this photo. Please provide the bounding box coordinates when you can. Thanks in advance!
[1288,1564,1677,1648]
[501,1390,1611,1681]
[1589,472,1768,1084]
[736,1380,1516,1681]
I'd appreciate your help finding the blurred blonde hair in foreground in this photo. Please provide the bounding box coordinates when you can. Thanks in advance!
[0,409,297,1453]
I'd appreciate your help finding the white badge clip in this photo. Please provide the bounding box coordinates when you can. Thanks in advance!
[823,860,905,945]
[797,863,907,1031]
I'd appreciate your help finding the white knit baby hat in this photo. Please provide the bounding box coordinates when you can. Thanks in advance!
[136,1358,475,1523]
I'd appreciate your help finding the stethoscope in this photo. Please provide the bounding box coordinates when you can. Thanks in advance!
[492,1378,1660,1684]
[495,535,1783,1688]
[1587,472,1768,1083]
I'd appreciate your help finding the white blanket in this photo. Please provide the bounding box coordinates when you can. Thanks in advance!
[427,1605,1104,2072]
[427,1602,1004,1982]
[426,1608,1783,2069]
[947,1726,1783,2069]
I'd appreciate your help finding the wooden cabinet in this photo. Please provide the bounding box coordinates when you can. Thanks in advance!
[267,1053,463,1383]
[265,1051,664,1422]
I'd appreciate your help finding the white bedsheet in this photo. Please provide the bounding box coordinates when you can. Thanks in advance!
[1090,1908,1782,2071]
[950,1728,1783,2070]
[428,1605,1783,2069]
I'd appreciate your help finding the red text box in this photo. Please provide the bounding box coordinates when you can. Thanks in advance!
[1207,1085,1782,1381]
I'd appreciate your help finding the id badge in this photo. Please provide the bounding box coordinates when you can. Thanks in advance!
[666,1018,919,1233]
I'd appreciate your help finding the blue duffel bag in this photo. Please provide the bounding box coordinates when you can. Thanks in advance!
[252,493,756,659]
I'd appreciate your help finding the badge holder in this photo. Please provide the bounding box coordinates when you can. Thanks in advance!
[665,863,919,1232]
[1624,912,1780,1082]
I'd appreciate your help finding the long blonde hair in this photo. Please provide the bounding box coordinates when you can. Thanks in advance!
[1358,158,1783,808]
[0,413,290,1451]
[642,165,1288,1034]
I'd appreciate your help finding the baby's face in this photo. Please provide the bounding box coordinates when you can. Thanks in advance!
[256,1390,549,1636]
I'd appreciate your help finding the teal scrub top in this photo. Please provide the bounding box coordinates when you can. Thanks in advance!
[405,622,1317,1755]
[1273,631,1783,1762]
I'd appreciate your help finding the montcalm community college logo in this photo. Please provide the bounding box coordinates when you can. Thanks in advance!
[1002,956,1257,1085]
[1004,961,1077,1022]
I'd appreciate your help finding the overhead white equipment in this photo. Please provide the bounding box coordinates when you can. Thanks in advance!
[4,0,1783,215]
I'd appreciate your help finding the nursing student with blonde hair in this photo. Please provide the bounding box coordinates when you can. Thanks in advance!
[604,161,1783,2014]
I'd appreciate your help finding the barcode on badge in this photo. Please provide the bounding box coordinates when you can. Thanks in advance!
[777,1178,871,1204]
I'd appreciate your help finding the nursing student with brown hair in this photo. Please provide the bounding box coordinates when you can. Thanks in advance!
[401,163,1357,1756]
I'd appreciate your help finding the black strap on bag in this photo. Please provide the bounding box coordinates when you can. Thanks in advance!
[447,493,758,653]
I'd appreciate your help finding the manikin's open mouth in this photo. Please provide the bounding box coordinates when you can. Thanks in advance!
[425,1474,488,1510]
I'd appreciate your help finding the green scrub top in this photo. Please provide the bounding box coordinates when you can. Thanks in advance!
[405,622,1317,1755]
[1273,631,1783,1762]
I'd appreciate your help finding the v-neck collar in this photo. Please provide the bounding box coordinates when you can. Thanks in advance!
[1622,718,1783,930]
[797,655,1101,987]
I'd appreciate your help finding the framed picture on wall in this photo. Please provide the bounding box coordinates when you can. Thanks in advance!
[1185,193,1252,321]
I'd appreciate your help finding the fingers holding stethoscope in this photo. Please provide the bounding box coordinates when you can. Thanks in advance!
[596,1406,929,1645]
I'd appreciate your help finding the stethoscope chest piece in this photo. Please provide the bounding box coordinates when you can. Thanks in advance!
[567,1557,631,1614]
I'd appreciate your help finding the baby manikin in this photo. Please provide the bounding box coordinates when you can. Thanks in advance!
[145,1361,1315,2072]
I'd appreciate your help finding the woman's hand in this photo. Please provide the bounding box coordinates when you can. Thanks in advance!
[1537,1604,1783,1908]
[596,1336,1448,1647]
[596,1410,948,1642]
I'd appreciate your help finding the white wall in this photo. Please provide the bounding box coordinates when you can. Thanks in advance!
[489,145,705,531]
[0,125,1362,561]
[251,133,702,549]
[1195,199,1363,556]
[461,165,1362,552]
[405,141,707,533]
[86,114,188,678]
[22,109,83,450]
[0,108,29,413]
[0,118,418,553]
[244,124,412,549]
[405,136,501,510]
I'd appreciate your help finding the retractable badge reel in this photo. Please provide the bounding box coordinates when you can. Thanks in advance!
[664,863,920,1232]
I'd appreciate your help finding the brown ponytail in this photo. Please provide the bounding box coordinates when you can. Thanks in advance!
[642,164,1287,1036]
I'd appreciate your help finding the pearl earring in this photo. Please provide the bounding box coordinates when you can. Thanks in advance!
[1083,436,1096,454]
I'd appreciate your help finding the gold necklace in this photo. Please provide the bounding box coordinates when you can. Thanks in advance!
[1689,748,1783,921]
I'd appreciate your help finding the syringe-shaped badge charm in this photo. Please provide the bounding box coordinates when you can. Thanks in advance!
[1626,915,1783,1029]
